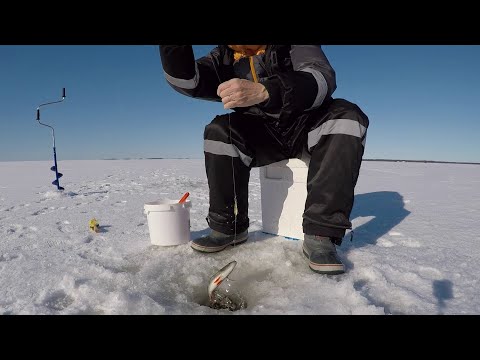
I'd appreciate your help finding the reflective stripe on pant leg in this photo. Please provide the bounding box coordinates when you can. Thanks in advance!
[204,139,253,167]
[307,118,367,151]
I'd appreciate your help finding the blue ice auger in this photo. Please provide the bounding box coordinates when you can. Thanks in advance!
[36,88,66,191]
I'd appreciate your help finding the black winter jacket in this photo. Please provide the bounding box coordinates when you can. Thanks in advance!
[159,45,337,147]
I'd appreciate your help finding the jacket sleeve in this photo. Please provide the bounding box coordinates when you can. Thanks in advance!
[258,45,336,119]
[159,45,223,102]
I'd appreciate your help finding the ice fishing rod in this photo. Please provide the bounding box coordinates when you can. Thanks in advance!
[36,88,66,191]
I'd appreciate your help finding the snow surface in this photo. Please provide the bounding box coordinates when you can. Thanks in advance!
[0,159,479,314]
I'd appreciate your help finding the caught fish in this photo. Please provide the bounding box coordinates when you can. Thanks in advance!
[208,260,237,300]
[208,260,247,311]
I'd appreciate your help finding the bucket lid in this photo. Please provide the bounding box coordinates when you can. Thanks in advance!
[144,199,191,212]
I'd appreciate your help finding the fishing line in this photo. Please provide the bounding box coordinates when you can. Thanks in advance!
[209,54,238,243]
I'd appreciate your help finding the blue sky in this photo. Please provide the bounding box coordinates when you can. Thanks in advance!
[1,45,479,162]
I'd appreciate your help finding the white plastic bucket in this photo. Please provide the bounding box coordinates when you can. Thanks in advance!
[144,199,192,246]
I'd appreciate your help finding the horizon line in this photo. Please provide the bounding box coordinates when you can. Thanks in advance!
[1,158,479,166]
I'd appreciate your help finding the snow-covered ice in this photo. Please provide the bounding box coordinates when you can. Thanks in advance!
[0,159,479,314]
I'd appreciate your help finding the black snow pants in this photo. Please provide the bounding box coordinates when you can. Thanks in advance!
[203,98,369,244]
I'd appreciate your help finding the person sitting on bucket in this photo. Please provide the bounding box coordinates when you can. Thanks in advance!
[159,45,369,275]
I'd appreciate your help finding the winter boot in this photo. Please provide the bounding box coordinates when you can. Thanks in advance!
[191,229,248,253]
[302,235,345,275]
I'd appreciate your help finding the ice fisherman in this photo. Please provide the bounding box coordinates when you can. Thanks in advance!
[159,45,369,275]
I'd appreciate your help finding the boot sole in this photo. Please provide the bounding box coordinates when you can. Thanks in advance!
[303,249,345,275]
[191,238,248,253]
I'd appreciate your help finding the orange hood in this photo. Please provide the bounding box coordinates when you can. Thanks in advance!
[228,45,266,60]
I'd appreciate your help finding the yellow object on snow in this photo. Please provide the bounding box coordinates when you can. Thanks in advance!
[89,218,100,233]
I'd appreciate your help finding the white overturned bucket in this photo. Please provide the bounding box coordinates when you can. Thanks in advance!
[144,199,192,246]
